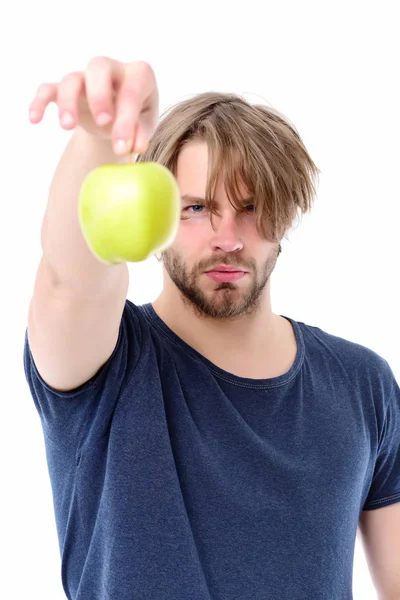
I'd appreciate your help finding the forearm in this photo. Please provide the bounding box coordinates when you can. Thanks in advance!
[41,126,128,296]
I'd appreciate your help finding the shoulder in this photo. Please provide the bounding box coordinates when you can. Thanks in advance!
[295,317,394,386]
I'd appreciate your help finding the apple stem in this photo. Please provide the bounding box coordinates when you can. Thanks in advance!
[129,152,139,164]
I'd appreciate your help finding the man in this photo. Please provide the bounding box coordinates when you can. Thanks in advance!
[24,57,400,599]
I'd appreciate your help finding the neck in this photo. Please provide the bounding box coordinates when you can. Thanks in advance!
[152,284,279,363]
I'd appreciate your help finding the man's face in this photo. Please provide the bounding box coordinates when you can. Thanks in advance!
[160,141,280,319]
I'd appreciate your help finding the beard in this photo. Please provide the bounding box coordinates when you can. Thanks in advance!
[158,247,279,321]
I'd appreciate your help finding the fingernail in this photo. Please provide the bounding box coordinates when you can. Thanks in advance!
[61,112,74,127]
[96,112,112,126]
[135,136,148,154]
[114,139,130,155]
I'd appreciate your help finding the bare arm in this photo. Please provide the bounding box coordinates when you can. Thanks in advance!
[27,58,159,391]
[40,127,129,297]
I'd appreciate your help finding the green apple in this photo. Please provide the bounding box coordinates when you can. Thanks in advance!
[78,162,181,264]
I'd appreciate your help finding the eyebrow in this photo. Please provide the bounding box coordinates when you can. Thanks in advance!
[181,195,206,204]
[181,194,254,204]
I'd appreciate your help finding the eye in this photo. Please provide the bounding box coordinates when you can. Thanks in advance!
[183,204,206,214]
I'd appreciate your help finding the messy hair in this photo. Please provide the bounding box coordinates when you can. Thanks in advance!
[136,91,321,244]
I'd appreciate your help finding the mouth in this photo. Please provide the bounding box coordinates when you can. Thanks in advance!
[204,269,247,283]
[205,266,248,273]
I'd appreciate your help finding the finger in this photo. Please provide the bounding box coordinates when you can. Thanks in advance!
[84,56,121,127]
[56,72,84,129]
[29,83,58,123]
[134,88,159,154]
[112,62,157,155]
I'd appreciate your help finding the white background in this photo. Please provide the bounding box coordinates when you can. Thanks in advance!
[2,0,399,598]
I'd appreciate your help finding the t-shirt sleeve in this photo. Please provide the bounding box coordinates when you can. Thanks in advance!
[363,369,400,510]
[23,299,142,453]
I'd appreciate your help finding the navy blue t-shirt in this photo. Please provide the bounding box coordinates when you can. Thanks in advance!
[23,300,400,600]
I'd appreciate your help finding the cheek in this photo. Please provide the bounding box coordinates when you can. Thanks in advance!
[178,222,208,247]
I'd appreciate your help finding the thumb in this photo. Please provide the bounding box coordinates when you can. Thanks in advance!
[135,93,159,154]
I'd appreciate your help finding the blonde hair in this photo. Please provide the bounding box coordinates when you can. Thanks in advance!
[137,91,321,243]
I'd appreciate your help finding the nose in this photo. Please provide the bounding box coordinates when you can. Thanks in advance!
[209,211,244,253]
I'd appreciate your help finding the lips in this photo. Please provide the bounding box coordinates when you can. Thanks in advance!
[205,266,246,273]
[205,270,247,282]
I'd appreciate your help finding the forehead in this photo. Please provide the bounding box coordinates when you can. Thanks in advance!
[176,141,250,201]
[175,142,209,189]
